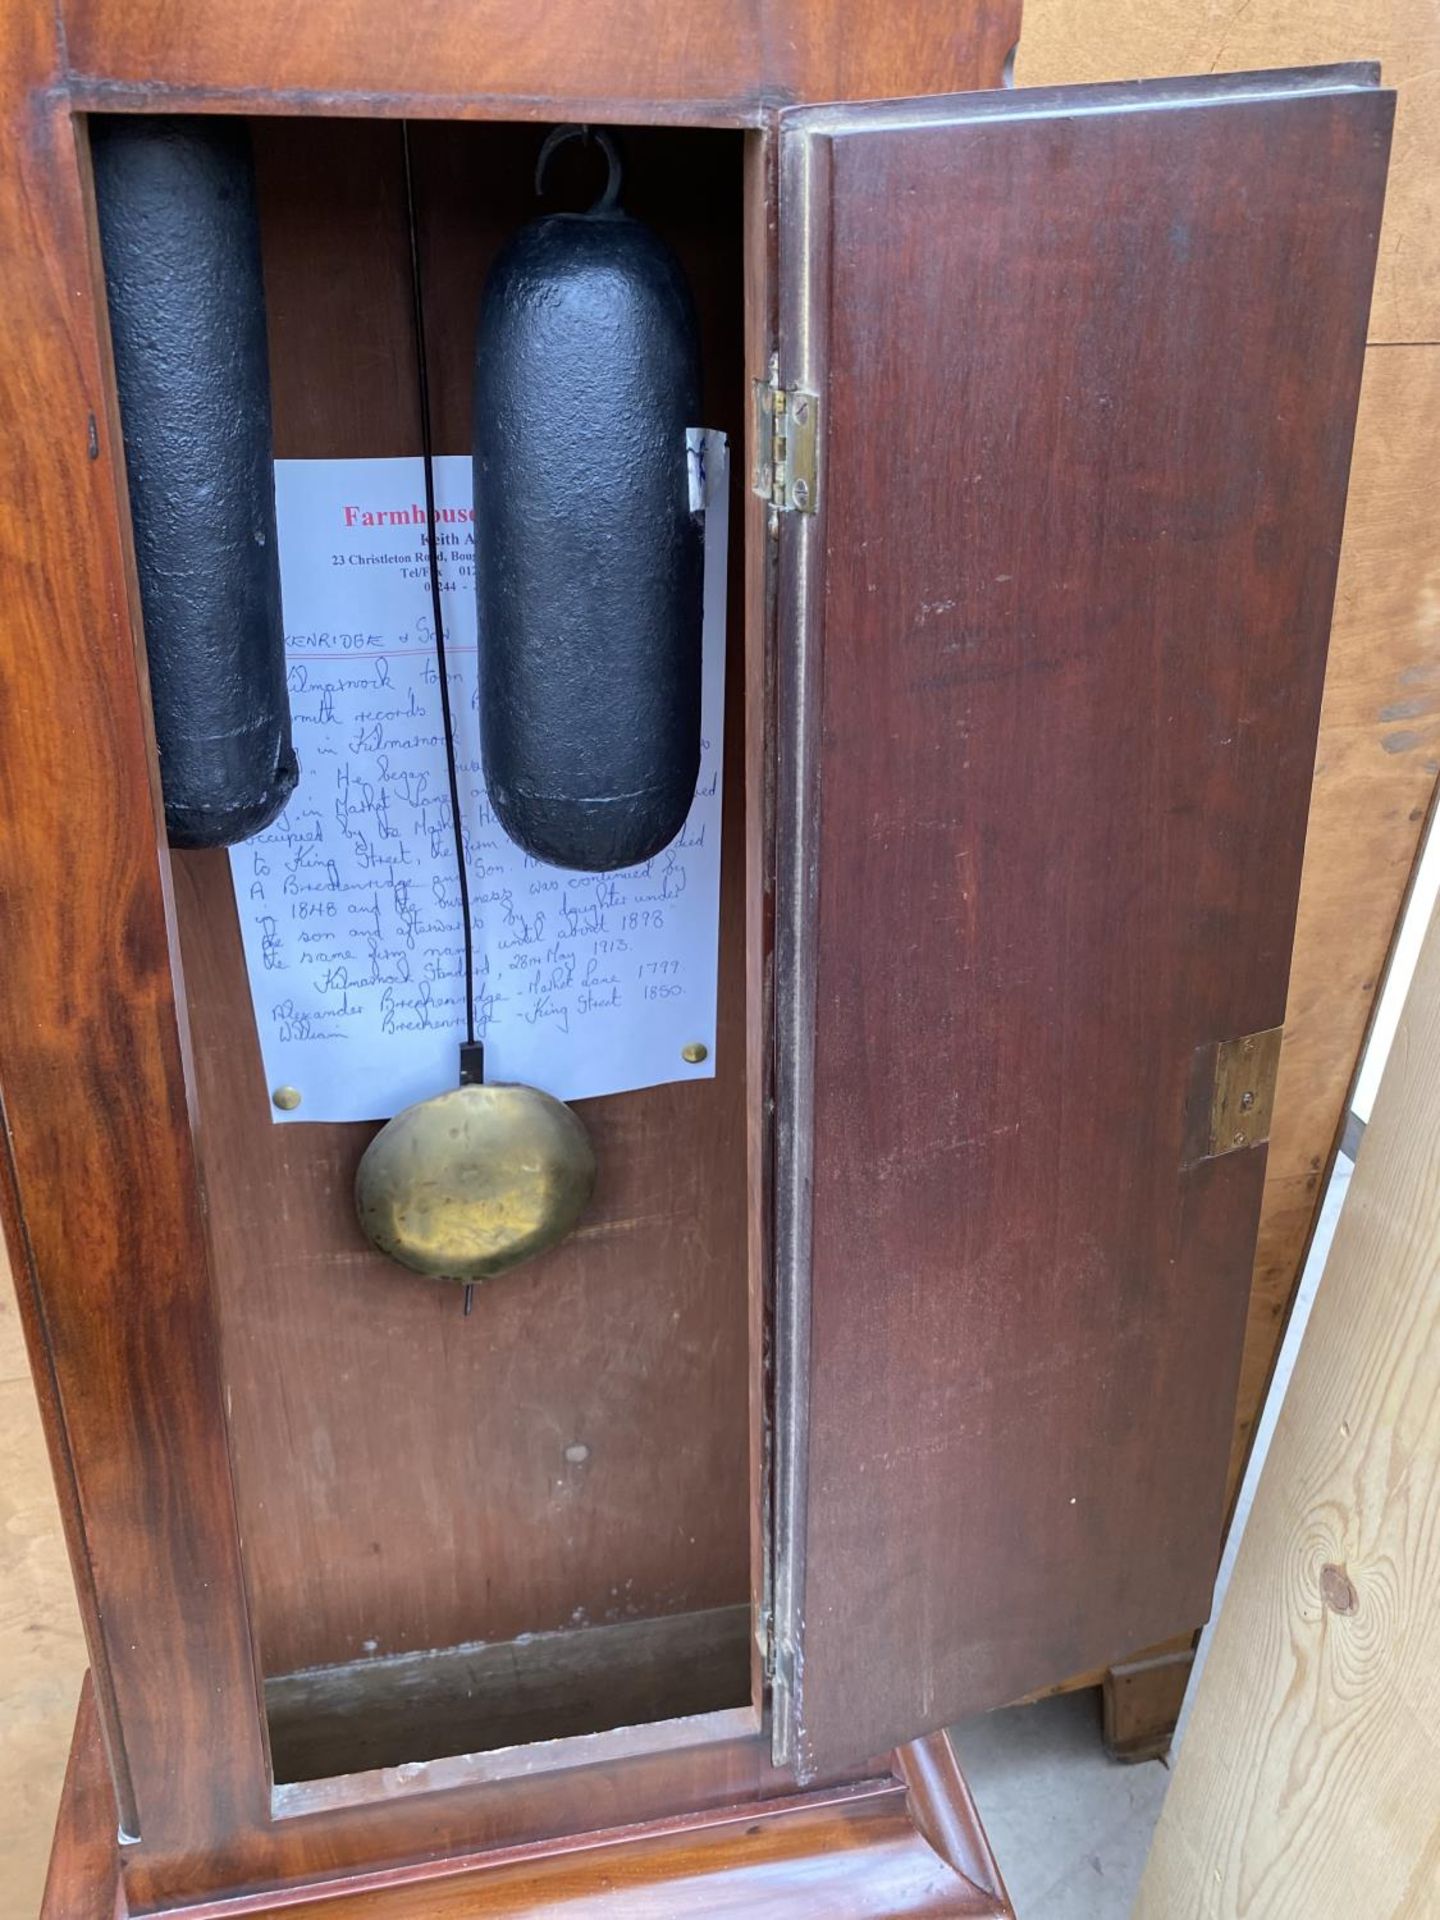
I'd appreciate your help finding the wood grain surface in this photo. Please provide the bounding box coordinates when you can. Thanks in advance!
[1134,899,1440,1918]
[57,0,1019,123]
[773,71,1391,1777]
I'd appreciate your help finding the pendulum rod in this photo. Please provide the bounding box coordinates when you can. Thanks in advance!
[401,120,477,1053]
[401,121,479,1316]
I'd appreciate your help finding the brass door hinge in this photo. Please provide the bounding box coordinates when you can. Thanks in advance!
[752,376,819,515]
[1181,1026,1284,1167]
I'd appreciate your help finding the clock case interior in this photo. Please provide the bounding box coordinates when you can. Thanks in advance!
[118,113,763,1801]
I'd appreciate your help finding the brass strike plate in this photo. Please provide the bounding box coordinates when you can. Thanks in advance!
[1182,1026,1284,1166]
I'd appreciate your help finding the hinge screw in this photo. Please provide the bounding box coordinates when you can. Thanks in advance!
[792,479,809,509]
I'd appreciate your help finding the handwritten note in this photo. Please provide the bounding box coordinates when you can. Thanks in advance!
[231,443,728,1124]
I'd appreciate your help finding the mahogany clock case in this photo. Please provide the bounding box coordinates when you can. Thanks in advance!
[3,32,1392,1915]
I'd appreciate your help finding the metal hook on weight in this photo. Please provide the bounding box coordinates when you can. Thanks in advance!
[534,123,623,215]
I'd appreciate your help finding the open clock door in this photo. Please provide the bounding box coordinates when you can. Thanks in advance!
[770,66,1392,1779]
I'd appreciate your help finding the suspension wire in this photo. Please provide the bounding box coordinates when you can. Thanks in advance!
[401,120,477,1049]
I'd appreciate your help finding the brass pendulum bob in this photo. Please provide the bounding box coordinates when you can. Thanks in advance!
[353,124,596,1300]
[355,1041,595,1287]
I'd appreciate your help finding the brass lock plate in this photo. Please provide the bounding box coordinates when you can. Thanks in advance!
[1182,1026,1284,1167]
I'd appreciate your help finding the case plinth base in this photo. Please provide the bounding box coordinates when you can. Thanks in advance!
[43,1678,1012,1920]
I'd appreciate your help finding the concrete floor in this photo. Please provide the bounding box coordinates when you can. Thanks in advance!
[955,1692,1171,1918]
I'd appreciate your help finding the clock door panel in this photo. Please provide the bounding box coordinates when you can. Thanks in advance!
[771,68,1392,1778]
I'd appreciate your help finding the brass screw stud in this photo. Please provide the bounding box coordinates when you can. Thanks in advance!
[681,1042,709,1065]
[272,1085,302,1112]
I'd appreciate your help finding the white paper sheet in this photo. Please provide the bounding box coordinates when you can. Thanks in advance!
[231,441,728,1123]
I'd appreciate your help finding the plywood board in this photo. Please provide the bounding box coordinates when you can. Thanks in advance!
[1233,348,1440,1494]
[1016,0,1440,344]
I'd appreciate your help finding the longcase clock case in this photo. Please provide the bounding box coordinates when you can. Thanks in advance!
[0,4,1390,1913]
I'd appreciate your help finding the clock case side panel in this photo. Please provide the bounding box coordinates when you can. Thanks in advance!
[0,63,275,1880]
